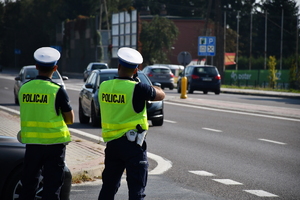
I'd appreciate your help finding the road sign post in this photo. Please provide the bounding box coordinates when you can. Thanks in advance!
[177,51,192,99]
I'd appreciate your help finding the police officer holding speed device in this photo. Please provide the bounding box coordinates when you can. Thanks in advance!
[18,47,74,200]
[98,47,165,199]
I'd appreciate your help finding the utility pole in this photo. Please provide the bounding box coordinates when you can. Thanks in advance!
[280,9,284,70]
[236,11,240,70]
[214,0,224,75]
[264,11,268,70]
[249,12,253,70]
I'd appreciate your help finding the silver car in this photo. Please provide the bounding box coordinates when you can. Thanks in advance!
[83,62,109,82]
[14,65,68,105]
[142,65,175,90]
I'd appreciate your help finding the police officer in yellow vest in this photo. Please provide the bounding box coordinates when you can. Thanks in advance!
[98,47,165,200]
[18,47,74,200]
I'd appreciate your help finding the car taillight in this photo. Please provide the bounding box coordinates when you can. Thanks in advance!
[191,74,200,79]
[170,73,174,78]
[148,73,153,77]
[215,75,221,80]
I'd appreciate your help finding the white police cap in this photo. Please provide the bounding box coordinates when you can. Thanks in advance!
[117,47,143,68]
[34,47,60,67]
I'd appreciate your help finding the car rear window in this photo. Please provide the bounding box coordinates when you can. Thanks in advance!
[92,64,108,70]
[100,73,118,83]
[194,67,217,76]
[151,68,170,74]
[25,69,38,79]
[137,73,151,85]
[52,71,60,79]
[25,68,60,79]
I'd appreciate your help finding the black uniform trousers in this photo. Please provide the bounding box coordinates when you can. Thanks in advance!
[98,136,148,200]
[19,144,66,200]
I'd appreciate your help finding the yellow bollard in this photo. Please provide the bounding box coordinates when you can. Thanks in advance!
[180,76,188,99]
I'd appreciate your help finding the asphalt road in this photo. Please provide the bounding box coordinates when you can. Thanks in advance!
[1,74,300,199]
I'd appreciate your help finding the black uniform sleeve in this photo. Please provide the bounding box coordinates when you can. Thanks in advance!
[132,82,157,113]
[55,87,72,115]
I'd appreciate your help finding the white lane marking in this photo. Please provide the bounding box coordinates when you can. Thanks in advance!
[0,106,172,175]
[165,102,300,122]
[202,127,222,132]
[69,128,104,142]
[189,170,215,176]
[164,119,176,123]
[258,138,286,145]
[147,152,172,175]
[244,190,279,197]
[0,106,20,115]
[212,179,243,185]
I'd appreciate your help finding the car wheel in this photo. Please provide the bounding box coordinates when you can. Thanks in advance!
[215,89,220,95]
[2,167,22,200]
[169,85,174,90]
[14,90,19,105]
[177,82,181,93]
[187,84,194,94]
[79,100,90,124]
[203,90,208,94]
[91,103,101,127]
[60,166,72,200]
[152,118,164,126]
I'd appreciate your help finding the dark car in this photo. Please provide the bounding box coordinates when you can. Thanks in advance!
[13,65,68,105]
[0,135,72,200]
[177,65,221,94]
[142,65,175,90]
[83,62,109,82]
[79,69,164,127]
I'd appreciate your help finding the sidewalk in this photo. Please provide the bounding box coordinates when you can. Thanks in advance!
[0,109,105,178]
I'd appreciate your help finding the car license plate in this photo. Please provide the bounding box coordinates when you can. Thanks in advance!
[158,75,166,78]
[202,78,212,81]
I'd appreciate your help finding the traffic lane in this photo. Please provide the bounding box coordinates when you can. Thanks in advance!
[70,177,224,200]
[164,101,300,148]
[146,103,300,199]
[163,89,300,110]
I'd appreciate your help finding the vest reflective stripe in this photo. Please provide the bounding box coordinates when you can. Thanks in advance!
[101,118,148,129]
[99,79,148,142]
[19,80,71,144]
[21,120,66,128]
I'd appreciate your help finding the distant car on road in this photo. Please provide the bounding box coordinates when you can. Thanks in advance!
[13,65,68,105]
[83,62,109,82]
[0,135,72,200]
[177,65,221,94]
[79,69,164,127]
[142,65,175,90]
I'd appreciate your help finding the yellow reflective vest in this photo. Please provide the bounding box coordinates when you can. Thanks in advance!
[19,79,71,144]
[99,79,148,142]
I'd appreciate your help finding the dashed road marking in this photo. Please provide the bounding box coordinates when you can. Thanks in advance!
[202,127,222,132]
[258,138,286,145]
[212,179,243,185]
[189,170,216,176]
[244,190,279,197]
[164,119,177,123]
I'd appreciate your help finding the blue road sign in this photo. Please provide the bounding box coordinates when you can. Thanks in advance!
[198,36,216,56]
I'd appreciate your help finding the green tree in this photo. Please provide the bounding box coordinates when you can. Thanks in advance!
[133,0,205,17]
[268,56,278,89]
[289,61,300,89]
[139,15,178,66]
